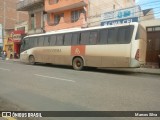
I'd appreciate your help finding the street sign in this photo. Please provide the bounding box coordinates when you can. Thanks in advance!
[101,17,138,26]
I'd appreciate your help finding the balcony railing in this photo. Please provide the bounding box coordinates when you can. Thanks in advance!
[17,0,43,11]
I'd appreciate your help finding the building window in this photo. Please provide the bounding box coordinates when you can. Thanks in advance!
[155,27,160,31]
[30,14,34,30]
[54,13,63,25]
[147,27,153,32]
[17,27,25,31]
[147,26,160,32]
[49,0,59,4]
[71,10,83,23]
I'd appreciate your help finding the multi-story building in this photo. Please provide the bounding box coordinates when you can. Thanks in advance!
[45,0,88,32]
[88,0,136,26]
[0,0,28,30]
[0,0,28,46]
[17,0,44,35]
[17,0,135,32]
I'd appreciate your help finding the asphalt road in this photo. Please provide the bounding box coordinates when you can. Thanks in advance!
[0,59,160,120]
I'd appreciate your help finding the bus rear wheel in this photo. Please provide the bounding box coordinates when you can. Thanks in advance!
[29,55,35,65]
[73,57,84,70]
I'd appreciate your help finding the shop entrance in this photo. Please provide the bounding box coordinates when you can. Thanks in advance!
[14,43,21,58]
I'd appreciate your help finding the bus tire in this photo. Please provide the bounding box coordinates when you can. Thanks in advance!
[29,55,35,65]
[72,57,84,70]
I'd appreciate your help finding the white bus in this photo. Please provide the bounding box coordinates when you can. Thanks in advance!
[20,22,146,70]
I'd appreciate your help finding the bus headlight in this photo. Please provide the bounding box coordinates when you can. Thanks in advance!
[24,51,27,54]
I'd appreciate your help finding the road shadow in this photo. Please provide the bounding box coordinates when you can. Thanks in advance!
[30,63,137,76]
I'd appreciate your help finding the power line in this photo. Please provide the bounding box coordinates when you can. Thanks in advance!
[88,0,160,15]
[88,2,160,19]
[136,0,160,6]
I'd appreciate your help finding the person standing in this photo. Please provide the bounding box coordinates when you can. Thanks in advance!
[1,51,6,60]
[1,51,4,60]
[3,51,7,60]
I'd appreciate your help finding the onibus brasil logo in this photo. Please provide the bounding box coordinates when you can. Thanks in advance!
[1,112,42,117]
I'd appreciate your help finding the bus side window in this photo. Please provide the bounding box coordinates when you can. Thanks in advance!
[118,26,132,44]
[108,28,118,44]
[29,37,35,48]
[90,31,98,45]
[56,34,64,46]
[24,38,29,50]
[99,29,108,44]
[50,35,57,46]
[118,27,126,44]
[38,36,44,46]
[29,38,32,49]
[44,36,50,46]
[71,32,80,45]
[20,39,26,52]
[34,37,38,47]
[22,39,26,48]
[80,31,90,45]
[64,33,72,46]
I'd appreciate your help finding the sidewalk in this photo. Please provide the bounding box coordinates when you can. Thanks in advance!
[102,68,160,75]
[5,58,20,62]
[1,58,160,75]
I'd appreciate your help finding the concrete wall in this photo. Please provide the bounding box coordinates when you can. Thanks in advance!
[140,9,155,22]
[140,19,160,29]
[28,7,44,34]
[88,0,135,27]
[15,21,28,34]
[0,0,28,29]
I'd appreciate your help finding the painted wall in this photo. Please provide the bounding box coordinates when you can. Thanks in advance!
[45,0,88,32]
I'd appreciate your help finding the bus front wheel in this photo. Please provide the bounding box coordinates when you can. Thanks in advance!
[29,55,35,65]
[73,57,84,70]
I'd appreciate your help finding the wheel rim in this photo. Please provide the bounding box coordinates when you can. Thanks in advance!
[73,58,84,70]
[29,56,35,64]
[76,60,81,67]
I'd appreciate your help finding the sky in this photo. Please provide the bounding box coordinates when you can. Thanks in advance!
[136,0,160,18]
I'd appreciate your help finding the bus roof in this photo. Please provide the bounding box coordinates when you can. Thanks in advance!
[24,22,139,38]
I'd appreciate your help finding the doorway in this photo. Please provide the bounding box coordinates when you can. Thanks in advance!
[146,26,160,68]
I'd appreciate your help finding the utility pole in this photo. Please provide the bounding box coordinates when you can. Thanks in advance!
[3,0,6,47]
[3,0,5,29]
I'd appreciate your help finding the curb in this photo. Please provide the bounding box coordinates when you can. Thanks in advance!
[6,59,20,62]
[101,68,160,75]
[136,71,160,75]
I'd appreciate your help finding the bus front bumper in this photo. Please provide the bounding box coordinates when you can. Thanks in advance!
[20,53,29,63]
